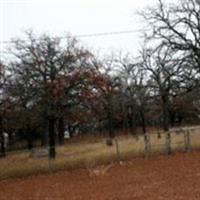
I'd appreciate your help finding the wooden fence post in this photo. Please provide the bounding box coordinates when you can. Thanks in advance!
[114,138,120,163]
[183,130,191,152]
[184,130,187,151]
[165,131,171,155]
[148,133,151,154]
[144,133,150,158]
[186,130,191,152]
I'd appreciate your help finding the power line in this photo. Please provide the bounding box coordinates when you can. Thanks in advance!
[72,30,140,38]
[0,29,140,45]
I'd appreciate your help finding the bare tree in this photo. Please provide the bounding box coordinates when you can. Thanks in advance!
[0,61,7,157]
[141,44,185,131]
[114,53,150,134]
[9,31,93,158]
[140,0,200,73]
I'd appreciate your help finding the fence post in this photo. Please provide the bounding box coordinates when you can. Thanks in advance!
[48,146,54,173]
[165,131,171,155]
[114,138,120,163]
[183,130,191,152]
[186,130,191,152]
[148,133,151,153]
[184,130,187,151]
[144,133,150,158]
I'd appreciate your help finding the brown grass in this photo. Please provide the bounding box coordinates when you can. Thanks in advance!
[0,126,200,180]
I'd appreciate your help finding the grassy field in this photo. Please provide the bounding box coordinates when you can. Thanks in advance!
[0,126,200,180]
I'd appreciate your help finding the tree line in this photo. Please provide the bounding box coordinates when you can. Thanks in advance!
[0,0,200,158]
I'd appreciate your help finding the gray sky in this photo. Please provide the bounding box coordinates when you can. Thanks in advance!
[0,0,157,57]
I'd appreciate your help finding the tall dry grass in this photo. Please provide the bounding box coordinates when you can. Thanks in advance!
[0,126,200,180]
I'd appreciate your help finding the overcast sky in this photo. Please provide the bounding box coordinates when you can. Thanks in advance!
[0,0,157,57]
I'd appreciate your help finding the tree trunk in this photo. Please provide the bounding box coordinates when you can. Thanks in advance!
[48,117,56,159]
[131,113,136,134]
[129,105,136,135]
[41,105,49,146]
[162,94,171,154]
[68,125,74,138]
[140,109,146,134]
[27,132,33,150]
[58,117,65,145]
[108,108,115,138]
[169,111,175,127]
[26,123,33,150]
[41,115,48,146]
[121,100,128,134]
[0,116,5,157]
[162,95,170,132]
[99,119,103,135]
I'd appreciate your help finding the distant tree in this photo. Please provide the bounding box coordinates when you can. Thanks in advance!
[94,58,120,140]
[141,44,185,132]
[0,61,7,156]
[140,0,200,76]
[114,53,137,134]
[140,44,188,154]
[9,31,94,158]
[114,53,150,134]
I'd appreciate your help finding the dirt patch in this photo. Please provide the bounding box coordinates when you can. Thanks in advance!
[1,151,200,200]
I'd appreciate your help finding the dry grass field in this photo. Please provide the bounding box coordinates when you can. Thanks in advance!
[0,126,200,180]
[1,151,200,200]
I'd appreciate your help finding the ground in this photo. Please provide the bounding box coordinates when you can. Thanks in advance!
[1,151,200,200]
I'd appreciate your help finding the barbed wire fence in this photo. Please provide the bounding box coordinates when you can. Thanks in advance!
[0,126,200,180]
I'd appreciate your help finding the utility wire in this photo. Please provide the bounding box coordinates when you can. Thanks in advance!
[0,29,142,57]
[0,29,140,45]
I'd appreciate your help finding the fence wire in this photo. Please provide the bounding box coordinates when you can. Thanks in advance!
[0,126,200,180]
